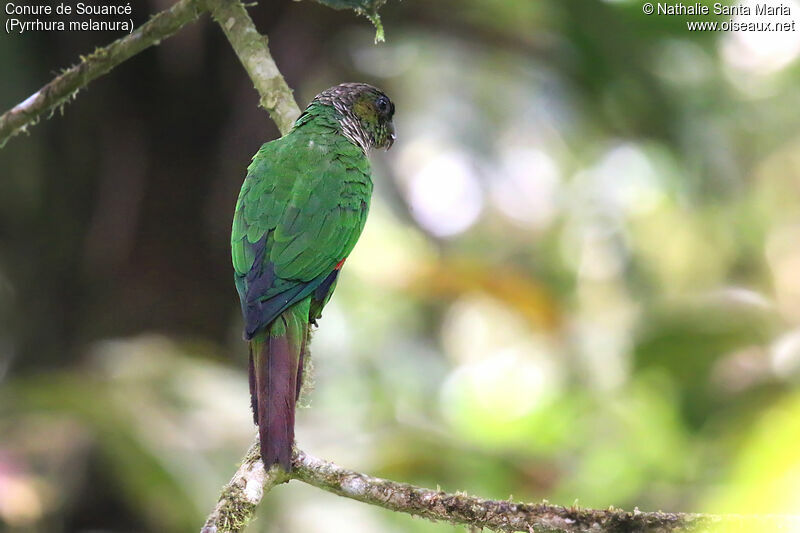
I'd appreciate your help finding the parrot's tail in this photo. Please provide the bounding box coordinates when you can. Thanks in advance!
[249,306,308,471]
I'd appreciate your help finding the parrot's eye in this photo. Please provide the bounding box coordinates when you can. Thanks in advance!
[375,95,391,116]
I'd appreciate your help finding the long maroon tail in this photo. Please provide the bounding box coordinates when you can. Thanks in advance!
[249,327,299,471]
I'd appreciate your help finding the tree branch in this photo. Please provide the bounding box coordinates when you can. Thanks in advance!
[190,3,797,531]
[206,0,301,134]
[4,0,791,530]
[202,442,800,533]
[0,0,393,146]
[0,0,209,147]
[200,438,287,533]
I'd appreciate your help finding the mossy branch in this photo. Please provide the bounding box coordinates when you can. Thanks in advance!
[201,441,800,533]
[0,0,389,146]
[207,0,301,133]
[200,439,288,533]
[0,0,209,147]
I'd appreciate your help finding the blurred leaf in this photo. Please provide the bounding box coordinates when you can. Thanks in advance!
[555,372,692,508]
[309,0,388,41]
[705,390,800,515]
[410,258,562,331]
[634,298,780,427]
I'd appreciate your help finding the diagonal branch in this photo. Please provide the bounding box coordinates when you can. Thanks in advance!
[202,441,800,533]
[0,0,372,146]
[0,0,386,146]
[206,0,300,133]
[0,0,209,147]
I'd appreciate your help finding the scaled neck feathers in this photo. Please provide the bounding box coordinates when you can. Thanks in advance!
[294,101,373,155]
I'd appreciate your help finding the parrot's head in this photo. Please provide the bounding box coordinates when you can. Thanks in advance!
[311,83,396,152]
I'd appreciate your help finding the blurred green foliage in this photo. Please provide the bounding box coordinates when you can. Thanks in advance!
[2,0,800,531]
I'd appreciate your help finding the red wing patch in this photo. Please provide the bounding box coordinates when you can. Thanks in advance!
[334,258,347,270]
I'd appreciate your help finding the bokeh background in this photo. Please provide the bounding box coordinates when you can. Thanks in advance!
[2,0,800,531]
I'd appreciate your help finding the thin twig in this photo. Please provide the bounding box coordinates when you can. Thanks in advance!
[0,0,209,147]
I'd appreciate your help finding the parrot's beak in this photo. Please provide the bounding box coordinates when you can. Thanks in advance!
[385,122,396,150]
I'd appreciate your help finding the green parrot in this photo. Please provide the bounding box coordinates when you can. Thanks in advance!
[231,83,396,470]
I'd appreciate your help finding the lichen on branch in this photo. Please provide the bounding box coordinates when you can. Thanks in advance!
[200,440,288,533]
[201,442,800,533]
[0,0,208,147]
[0,0,383,148]
[206,0,301,134]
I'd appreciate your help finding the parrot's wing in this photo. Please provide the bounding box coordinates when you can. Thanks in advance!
[231,135,371,338]
[269,140,371,281]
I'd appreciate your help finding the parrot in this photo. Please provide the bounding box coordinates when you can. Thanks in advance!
[231,83,396,471]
